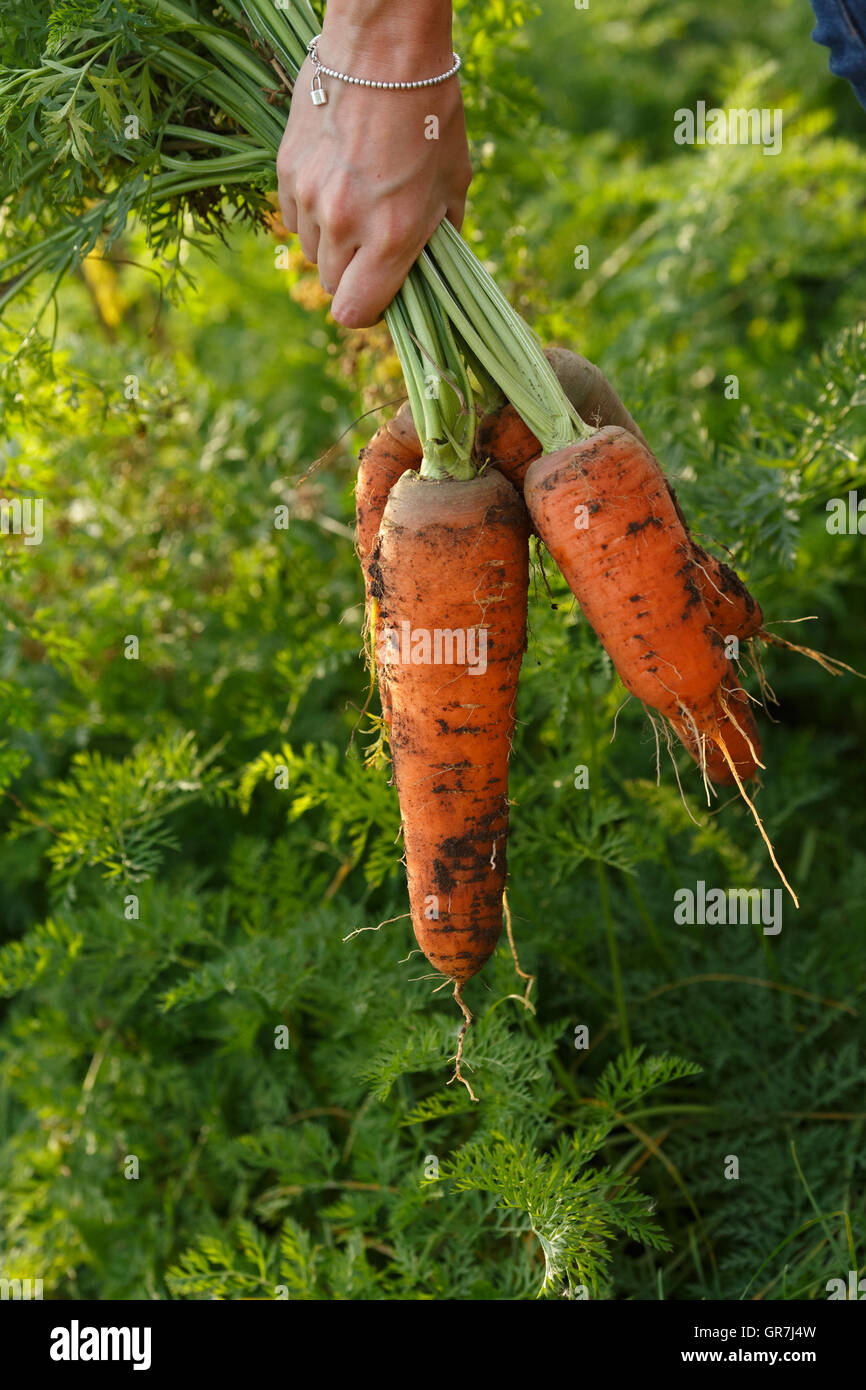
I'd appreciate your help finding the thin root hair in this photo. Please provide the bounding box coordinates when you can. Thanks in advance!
[343,912,411,943]
[448,982,479,1102]
[715,735,799,908]
[503,889,536,1013]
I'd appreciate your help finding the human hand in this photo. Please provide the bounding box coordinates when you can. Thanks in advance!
[276,2,471,328]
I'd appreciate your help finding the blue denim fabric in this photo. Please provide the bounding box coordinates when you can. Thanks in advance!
[810,0,866,108]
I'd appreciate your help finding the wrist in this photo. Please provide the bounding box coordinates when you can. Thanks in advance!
[320,1,454,82]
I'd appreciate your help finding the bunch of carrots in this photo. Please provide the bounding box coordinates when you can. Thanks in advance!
[355,304,855,1098]
[2,0,855,1098]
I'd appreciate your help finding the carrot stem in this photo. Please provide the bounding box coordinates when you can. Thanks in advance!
[421,223,593,451]
[385,270,476,479]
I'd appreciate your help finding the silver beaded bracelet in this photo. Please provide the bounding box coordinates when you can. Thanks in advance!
[306,34,461,106]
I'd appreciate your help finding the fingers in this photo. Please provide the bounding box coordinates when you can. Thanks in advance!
[330,203,449,327]
[331,234,425,329]
[289,196,468,324]
[329,246,386,328]
[317,238,357,299]
[316,185,358,295]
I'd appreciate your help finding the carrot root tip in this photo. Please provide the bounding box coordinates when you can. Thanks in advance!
[503,890,536,1013]
[715,735,799,908]
[448,983,480,1102]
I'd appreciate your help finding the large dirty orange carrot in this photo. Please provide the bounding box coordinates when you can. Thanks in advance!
[371,467,529,983]
[524,426,752,758]
[523,426,801,905]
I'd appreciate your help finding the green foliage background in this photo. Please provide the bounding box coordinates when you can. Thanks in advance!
[1,0,865,1299]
